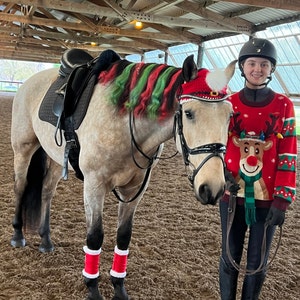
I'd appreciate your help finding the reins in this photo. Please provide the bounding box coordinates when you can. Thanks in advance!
[226,176,283,276]
[112,111,176,203]
[128,111,175,169]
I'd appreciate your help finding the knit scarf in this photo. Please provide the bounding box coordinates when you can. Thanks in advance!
[239,170,262,226]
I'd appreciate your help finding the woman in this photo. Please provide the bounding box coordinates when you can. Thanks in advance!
[219,38,297,299]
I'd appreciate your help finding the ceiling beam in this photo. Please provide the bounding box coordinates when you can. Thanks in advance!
[165,0,253,33]
[254,13,300,31]
[0,0,298,64]
[0,12,195,43]
[0,31,161,56]
[218,0,300,12]
[0,24,163,51]
[2,0,251,33]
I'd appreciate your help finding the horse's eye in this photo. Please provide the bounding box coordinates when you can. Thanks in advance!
[184,110,194,120]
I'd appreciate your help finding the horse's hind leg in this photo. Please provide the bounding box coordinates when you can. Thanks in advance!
[11,144,43,248]
[11,145,62,252]
[38,158,62,252]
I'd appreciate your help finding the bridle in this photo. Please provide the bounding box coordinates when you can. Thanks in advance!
[174,95,228,184]
[113,95,229,202]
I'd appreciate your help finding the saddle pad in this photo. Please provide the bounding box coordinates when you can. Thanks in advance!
[38,74,96,130]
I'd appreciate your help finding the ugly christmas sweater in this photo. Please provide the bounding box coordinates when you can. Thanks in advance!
[224,87,297,211]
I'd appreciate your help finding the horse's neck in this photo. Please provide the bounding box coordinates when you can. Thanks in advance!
[86,84,175,153]
[133,116,175,152]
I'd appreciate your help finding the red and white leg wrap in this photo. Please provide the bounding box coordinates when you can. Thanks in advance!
[110,245,129,278]
[82,246,101,279]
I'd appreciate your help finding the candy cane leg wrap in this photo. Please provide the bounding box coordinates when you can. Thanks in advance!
[110,246,129,278]
[82,246,101,279]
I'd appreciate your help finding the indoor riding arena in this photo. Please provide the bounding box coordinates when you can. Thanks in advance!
[0,1,299,299]
[0,92,299,299]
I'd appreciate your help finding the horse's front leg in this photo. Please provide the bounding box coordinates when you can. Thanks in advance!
[83,219,104,300]
[110,153,161,300]
[82,177,105,300]
[110,201,138,300]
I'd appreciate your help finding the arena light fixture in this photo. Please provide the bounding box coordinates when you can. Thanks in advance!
[134,21,143,30]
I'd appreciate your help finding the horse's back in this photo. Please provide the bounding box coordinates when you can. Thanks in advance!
[13,68,58,114]
[11,68,59,151]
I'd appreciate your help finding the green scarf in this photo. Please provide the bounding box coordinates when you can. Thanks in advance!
[239,170,262,226]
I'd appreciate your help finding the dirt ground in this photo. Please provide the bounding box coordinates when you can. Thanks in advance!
[0,93,299,300]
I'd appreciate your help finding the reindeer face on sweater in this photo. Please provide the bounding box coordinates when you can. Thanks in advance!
[232,136,272,178]
[230,112,280,178]
[227,112,282,200]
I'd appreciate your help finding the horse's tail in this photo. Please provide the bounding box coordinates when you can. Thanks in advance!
[22,147,47,233]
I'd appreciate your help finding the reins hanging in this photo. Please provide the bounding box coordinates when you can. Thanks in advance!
[128,111,160,169]
[112,110,179,203]
[129,111,178,164]
[226,179,283,276]
[111,111,161,203]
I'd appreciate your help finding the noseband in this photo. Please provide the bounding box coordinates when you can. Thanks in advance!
[175,97,227,184]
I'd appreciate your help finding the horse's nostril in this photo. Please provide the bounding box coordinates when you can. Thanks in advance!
[198,184,212,204]
[198,184,223,205]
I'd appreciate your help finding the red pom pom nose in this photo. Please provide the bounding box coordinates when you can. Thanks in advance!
[246,155,257,166]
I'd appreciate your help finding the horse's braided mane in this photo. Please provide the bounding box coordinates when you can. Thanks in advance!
[98,60,183,120]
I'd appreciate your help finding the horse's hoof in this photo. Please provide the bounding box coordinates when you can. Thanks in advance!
[39,243,54,253]
[112,295,129,300]
[11,230,26,248]
[39,245,54,253]
[85,277,104,300]
[87,295,104,300]
[87,290,104,300]
[38,235,54,252]
[111,277,129,300]
[112,292,129,300]
[11,238,26,248]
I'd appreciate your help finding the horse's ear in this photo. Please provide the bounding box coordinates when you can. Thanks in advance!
[225,60,237,81]
[182,55,198,82]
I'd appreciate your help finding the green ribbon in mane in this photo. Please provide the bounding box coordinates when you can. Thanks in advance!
[239,170,262,226]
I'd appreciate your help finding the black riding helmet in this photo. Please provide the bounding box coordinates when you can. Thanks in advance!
[238,38,277,85]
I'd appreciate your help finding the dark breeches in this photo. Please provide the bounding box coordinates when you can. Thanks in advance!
[219,200,276,300]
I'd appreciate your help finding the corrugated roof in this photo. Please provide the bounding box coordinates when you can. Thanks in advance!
[127,21,300,100]
[0,0,299,63]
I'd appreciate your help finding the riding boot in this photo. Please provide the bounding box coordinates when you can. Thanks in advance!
[219,257,239,300]
[241,272,266,300]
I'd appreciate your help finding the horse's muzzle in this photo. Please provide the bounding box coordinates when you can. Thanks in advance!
[197,183,225,205]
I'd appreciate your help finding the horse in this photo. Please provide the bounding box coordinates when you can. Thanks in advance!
[10,52,236,300]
